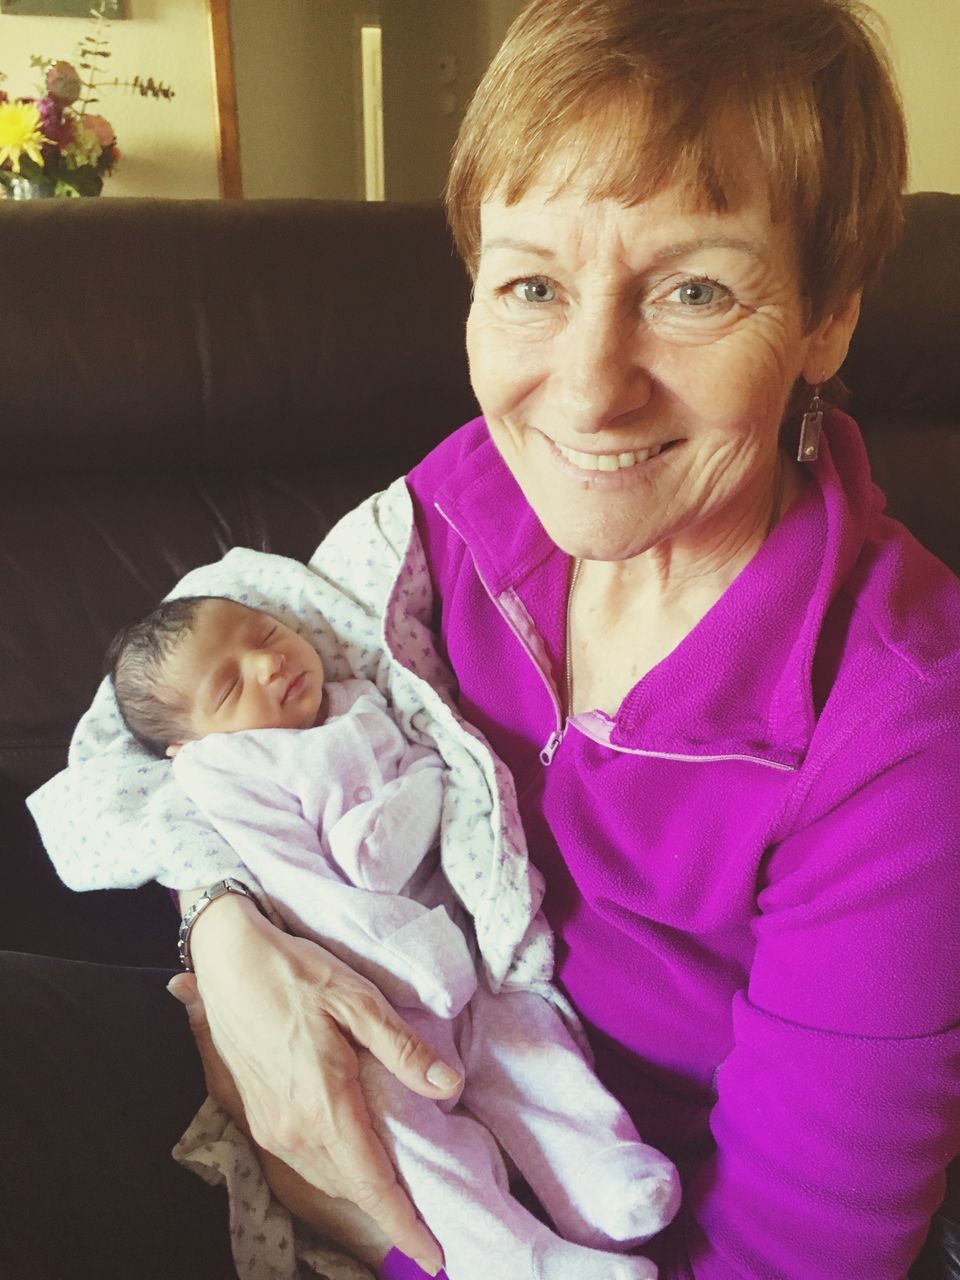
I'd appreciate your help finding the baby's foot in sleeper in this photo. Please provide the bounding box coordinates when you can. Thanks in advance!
[530,1229,659,1280]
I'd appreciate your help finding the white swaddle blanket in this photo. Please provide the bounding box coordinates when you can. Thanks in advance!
[31,479,555,999]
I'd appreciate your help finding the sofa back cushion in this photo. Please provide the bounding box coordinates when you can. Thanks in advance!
[0,192,956,962]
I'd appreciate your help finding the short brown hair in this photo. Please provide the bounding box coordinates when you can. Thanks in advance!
[446,0,907,328]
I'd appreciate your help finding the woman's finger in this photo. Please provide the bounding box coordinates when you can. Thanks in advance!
[325,978,462,1100]
[174,961,444,1270]
[178,907,447,1268]
[255,1144,393,1273]
[304,1070,444,1272]
[238,1009,444,1273]
[167,976,433,1268]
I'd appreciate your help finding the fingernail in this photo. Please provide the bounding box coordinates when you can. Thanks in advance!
[414,1259,441,1277]
[165,979,185,1001]
[426,1061,460,1089]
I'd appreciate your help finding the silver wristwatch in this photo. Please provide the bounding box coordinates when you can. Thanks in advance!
[177,877,257,971]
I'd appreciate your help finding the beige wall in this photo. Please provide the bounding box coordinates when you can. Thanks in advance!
[230,0,362,200]
[867,0,960,194]
[0,0,220,197]
[381,0,488,201]
[231,0,496,202]
[481,0,523,61]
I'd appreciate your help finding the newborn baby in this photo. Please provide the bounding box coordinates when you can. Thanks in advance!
[109,594,680,1280]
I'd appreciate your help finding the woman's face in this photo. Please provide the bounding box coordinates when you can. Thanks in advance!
[466,160,858,564]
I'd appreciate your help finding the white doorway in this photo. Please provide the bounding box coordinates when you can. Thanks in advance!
[359,21,385,201]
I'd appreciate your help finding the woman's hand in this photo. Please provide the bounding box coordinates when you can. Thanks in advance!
[167,971,400,1274]
[169,892,458,1273]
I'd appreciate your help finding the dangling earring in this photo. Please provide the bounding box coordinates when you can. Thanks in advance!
[797,383,824,463]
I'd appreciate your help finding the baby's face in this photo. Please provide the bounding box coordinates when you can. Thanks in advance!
[163,599,325,746]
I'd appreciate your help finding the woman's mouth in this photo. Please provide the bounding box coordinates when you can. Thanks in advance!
[553,440,674,472]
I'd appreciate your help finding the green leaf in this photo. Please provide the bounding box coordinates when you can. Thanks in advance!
[17,156,49,185]
[67,165,103,197]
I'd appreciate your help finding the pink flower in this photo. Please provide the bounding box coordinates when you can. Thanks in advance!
[45,61,81,105]
[83,113,116,148]
[36,94,75,151]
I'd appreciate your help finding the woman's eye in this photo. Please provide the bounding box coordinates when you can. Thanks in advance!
[671,280,724,307]
[511,278,556,304]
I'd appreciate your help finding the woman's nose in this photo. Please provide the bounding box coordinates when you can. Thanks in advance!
[559,308,653,435]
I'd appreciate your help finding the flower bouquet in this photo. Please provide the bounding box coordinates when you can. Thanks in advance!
[0,9,173,198]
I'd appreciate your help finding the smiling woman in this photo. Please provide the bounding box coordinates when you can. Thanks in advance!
[12,2,960,1279]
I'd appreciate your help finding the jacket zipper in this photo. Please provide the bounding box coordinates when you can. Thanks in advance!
[434,502,797,775]
[435,502,567,764]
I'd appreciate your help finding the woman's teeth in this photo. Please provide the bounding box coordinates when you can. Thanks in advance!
[555,441,666,471]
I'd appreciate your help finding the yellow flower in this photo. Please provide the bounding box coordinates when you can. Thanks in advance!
[0,101,49,173]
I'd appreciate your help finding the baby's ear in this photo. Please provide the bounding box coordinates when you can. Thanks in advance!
[165,742,183,758]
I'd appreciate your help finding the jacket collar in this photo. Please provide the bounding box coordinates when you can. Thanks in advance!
[435,412,880,769]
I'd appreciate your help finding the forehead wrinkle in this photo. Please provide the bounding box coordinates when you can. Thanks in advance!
[655,235,763,262]
[480,236,557,261]
[480,219,769,277]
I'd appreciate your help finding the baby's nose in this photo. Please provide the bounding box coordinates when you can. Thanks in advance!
[248,649,283,682]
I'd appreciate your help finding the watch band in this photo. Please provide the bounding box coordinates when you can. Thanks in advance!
[178,877,258,971]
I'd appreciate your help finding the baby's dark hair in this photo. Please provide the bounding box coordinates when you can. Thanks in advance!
[106,595,222,757]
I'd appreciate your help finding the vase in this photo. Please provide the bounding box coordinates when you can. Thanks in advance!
[2,174,57,200]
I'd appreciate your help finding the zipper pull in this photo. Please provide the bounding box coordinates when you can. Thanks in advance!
[540,726,564,766]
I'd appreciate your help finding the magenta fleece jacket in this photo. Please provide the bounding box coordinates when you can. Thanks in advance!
[406,410,960,1279]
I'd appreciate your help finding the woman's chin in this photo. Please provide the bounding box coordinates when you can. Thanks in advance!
[537,514,658,563]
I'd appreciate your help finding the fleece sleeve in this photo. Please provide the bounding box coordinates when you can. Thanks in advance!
[668,706,960,1279]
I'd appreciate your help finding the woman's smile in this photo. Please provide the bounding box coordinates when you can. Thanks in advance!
[551,438,675,474]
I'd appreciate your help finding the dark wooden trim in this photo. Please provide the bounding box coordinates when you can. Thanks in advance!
[207,0,243,199]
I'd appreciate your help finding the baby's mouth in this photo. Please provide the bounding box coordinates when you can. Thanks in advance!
[282,672,305,704]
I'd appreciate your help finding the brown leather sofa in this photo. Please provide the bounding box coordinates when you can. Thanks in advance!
[0,192,957,968]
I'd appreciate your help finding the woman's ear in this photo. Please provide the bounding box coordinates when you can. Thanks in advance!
[165,742,183,758]
[802,291,862,385]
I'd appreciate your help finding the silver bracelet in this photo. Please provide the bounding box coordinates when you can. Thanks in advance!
[177,878,259,972]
